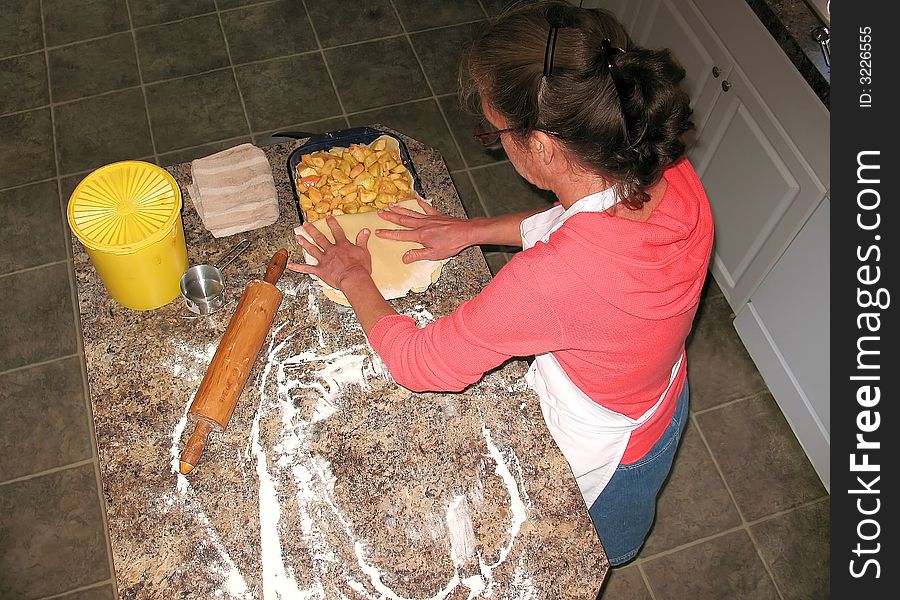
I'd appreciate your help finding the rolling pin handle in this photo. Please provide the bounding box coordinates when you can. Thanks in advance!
[263,248,289,285]
[179,418,215,475]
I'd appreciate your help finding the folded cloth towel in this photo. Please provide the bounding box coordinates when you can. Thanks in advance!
[188,143,279,238]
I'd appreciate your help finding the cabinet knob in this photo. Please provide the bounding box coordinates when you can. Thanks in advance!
[712,66,720,78]
[721,80,732,92]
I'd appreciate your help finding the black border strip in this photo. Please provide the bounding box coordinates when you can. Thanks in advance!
[831,2,897,596]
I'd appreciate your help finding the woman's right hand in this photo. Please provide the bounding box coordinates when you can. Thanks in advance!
[375,198,475,263]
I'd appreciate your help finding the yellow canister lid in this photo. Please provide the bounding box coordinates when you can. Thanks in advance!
[67,160,183,254]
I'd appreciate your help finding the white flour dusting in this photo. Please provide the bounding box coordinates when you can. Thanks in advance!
[479,421,527,568]
[405,304,436,328]
[164,287,538,598]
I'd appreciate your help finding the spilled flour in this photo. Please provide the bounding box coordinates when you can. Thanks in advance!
[164,281,538,598]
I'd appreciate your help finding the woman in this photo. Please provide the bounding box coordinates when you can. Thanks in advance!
[288,0,713,567]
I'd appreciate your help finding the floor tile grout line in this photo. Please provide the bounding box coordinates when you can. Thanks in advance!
[300,0,350,128]
[35,578,115,600]
[475,0,492,19]
[0,170,55,193]
[690,417,786,600]
[634,524,759,564]
[746,522,788,599]
[15,0,69,320]
[213,0,255,140]
[745,526,788,600]
[636,563,660,600]
[386,0,494,219]
[0,351,81,379]
[691,417,750,524]
[0,47,45,62]
[0,87,140,119]
[691,388,770,416]
[36,1,60,180]
[88,438,120,597]
[448,161,513,175]
[747,495,830,527]
[123,0,160,164]
[0,457,94,488]
[158,134,254,161]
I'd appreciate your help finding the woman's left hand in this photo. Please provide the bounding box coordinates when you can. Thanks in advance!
[287,217,373,291]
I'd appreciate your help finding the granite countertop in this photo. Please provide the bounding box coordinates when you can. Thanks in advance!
[746,0,830,107]
[72,129,607,599]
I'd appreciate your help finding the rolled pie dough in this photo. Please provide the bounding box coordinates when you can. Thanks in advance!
[294,198,445,305]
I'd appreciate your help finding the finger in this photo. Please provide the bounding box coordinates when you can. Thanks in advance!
[356,227,371,249]
[417,197,440,215]
[374,227,418,242]
[303,221,332,248]
[376,208,417,227]
[295,235,325,261]
[326,216,348,242]
[385,205,425,219]
[286,262,317,275]
[402,247,437,263]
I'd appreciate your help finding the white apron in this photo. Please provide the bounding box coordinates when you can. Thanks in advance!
[521,188,683,508]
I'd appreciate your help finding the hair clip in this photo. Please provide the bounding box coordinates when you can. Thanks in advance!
[543,25,560,77]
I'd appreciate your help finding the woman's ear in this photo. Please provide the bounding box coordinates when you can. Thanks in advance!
[531,130,556,165]
[529,131,560,166]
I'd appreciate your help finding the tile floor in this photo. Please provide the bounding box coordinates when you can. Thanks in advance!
[0,1,829,598]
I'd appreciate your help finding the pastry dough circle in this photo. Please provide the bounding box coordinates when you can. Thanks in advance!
[295,198,446,305]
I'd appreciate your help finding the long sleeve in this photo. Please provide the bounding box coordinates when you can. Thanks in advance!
[367,255,565,392]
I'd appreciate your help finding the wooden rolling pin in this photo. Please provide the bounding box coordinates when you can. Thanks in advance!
[179,248,289,475]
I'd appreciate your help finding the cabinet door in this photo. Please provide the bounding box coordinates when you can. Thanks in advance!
[692,0,829,182]
[632,0,733,136]
[735,196,830,488]
[690,63,827,309]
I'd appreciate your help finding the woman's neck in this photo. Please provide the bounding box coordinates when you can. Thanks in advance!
[554,172,615,209]
[554,175,669,220]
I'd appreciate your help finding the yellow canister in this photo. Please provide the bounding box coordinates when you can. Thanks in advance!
[67,160,189,311]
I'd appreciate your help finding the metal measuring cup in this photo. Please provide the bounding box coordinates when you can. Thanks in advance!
[179,239,250,315]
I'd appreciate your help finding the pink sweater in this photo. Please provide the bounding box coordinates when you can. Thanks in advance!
[368,159,714,462]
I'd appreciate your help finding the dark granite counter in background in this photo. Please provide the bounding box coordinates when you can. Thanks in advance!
[746,0,830,107]
[72,130,607,598]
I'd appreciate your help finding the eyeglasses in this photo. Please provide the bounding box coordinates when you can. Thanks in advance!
[473,119,561,147]
[473,119,516,147]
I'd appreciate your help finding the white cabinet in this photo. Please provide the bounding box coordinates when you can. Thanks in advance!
[735,196,830,489]
[689,62,827,308]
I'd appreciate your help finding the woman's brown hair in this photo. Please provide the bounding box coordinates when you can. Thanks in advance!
[461,0,694,209]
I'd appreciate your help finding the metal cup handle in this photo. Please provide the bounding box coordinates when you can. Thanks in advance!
[212,238,250,272]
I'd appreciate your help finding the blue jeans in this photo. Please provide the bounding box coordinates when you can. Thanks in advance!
[588,380,690,566]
